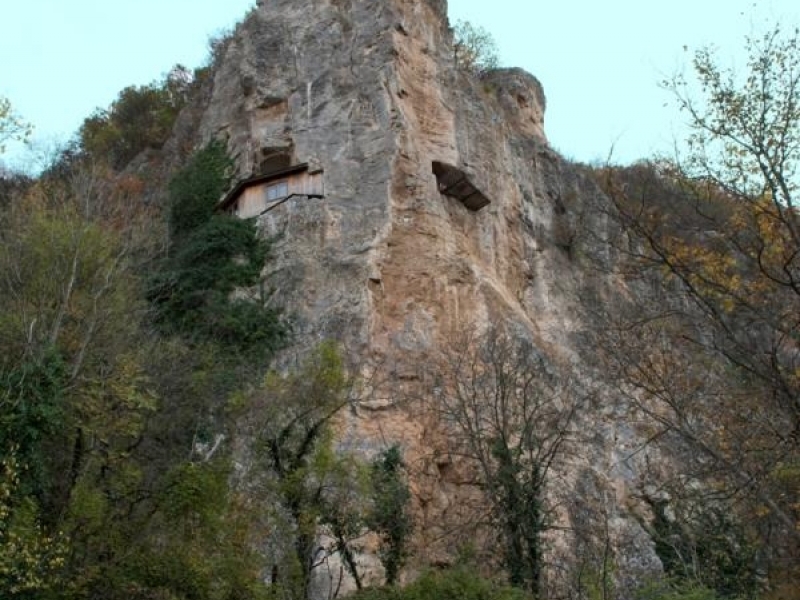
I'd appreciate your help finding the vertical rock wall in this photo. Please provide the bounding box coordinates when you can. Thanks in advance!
[194,0,660,593]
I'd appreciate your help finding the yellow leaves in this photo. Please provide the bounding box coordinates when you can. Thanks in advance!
[1,449,67,595]
[754,504,772,518]
[79,352,157,442]
[258,341,348,418]
[0,193,142,367]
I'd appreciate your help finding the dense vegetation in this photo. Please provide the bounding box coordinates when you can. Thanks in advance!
[583,23,800,600]
[0,134,289,598]
[349,568,531,600]
[79,66,192,169]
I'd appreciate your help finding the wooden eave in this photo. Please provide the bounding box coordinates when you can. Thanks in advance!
[432,161,490,211]
[217,163,310,211]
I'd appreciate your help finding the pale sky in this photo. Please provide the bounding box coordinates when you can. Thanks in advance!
[1,0,798,170]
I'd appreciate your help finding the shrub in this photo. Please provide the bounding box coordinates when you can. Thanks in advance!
[350,568,532,600]
[453,20,500,75]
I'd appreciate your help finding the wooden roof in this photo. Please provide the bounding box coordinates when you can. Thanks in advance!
[217,163,310,211]
[432,161,490,211]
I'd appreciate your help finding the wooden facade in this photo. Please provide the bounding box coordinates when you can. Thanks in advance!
[218,163,324,218]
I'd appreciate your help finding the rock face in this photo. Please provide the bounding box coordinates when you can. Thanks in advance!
[193,0,660,595]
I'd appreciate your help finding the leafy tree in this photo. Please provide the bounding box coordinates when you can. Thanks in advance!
[167,138,233,239]
[101,459,270,600]
[0,448,67,598]
[588,20,800,595]
[0,163,164,598]
[0,171,33,210]
[453,20,500,75]
[79,66,193,169]
[245,342,361,599]
[0,350,67,501]
[642,494,758,599]
[149,140,287,358]
[0,169,155,519]
[0,118,289,600]
[369,445,412,586]
[635,580,721,600]
[0,96,31,154]
[433,325,581,595]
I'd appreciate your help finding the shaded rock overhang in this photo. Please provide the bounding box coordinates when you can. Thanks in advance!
[432,161,491,211]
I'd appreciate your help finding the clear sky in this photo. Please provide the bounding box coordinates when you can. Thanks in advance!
[1,0,798,170]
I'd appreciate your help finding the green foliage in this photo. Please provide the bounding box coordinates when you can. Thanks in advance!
[453,20,500,75]
[635,579,721,600]
[152,215,282,351]
[160,461,229,526]
[167,138,233,239]
[150,140,287,357]
[255,341,348,480]
[0,350,67,500]
[172,216,266,292]
[349,568,532,600]
[0,96,32,154]
[490,439,545,592]
[0,450,67,599]
[369,445,412,585]
[0,104,287,600]
[646,498,757,599]
[249,342,357,598]
[107,459,270,600]
[79,65,193,169]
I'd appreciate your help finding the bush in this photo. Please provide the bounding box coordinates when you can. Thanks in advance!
[350,568,532,600]
[0,350,67,501]
[636,580,720,600]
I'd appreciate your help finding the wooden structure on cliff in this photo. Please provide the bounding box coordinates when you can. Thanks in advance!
[218,163,325,218]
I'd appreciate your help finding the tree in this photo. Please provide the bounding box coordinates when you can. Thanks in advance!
[0,448,66,597]
[246,342,360,599]
[588,21,800,595]
[0,122,288,600]
[368,445,412,586]
[0,162,170,598]
[79,66,194,169]
[432,324,580,595]
[453,20,500,75]
[148,140,287,358]
[0,165,156,515]
[641,492,758,599]
[0,97,31,154]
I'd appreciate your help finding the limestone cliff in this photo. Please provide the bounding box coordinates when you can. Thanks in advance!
[184,0,660,594]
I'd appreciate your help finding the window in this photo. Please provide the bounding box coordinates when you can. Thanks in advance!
[266,180,289,202]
